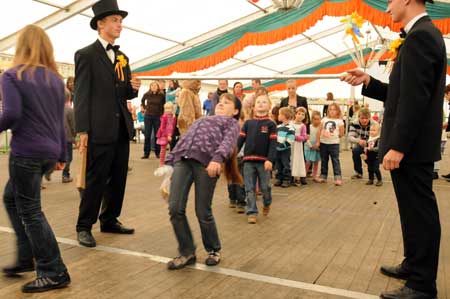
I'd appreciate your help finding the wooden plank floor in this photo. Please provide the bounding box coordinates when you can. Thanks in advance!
[0,143,449,298]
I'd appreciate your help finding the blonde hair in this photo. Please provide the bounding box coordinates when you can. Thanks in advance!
[13,25,60,80]
[164,102,174,110]
[327,103,342,118]
[279,107,294,120]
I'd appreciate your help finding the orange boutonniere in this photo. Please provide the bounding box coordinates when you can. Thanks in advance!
[114,54,127,81]
[389,38,405,61]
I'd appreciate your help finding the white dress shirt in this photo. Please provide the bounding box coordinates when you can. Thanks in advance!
[98,36,115,63]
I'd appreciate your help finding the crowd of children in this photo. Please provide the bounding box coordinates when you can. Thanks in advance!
[144,80,385,269]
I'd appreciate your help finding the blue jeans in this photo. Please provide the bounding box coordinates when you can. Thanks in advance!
[275,149,291,182]
[62,142,73,178]
[144,115,160,156]
[320,143,342,180]
[3,155,67,277]
[243,162,272,215]
[352,144,364,175]
[168,159,220,256]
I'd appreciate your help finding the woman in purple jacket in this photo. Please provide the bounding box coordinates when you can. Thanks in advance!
[0,25,70,293]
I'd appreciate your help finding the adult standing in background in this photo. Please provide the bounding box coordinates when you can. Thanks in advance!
[1,25,70,293]
[280,79,310,125]
[342,0,445,297]
[203,92,213,116]
[210,79,229,116]
[66,75,75,101]
[74,0,141,248]
[322,92,334,117]
[141,81,165,159]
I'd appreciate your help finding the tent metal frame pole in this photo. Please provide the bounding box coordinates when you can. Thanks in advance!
[138,74,344,81]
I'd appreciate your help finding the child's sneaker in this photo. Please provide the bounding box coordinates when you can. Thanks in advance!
[167,254,196,270]
[366,180,374,185]
[248,215,257,224]
[263,205,271,216]
[274,180,282,187]
[229,201,237,208]
[315,177,326,183]
[334,179,343,186]
[351,173,363,179]
[375,180,383,187]
[205,251,221,266]
[300,177,307,185]
[281,181,290,188]
[236,205,245,214]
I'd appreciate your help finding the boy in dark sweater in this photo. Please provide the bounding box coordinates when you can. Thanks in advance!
[237,95,277,224]
[275,107,295,188]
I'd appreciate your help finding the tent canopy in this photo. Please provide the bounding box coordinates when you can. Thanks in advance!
[1,0,449,98]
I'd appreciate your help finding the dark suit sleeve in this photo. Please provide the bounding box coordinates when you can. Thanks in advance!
[73,50,91,133]
[362,77,388,102]
[390,30,441,153]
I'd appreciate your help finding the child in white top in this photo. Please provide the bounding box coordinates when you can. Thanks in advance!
[291,107,308,185]
[305,111,321,182]
[317,103,344,186]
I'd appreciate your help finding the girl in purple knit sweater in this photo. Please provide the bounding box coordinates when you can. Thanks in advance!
[162,93,242,270]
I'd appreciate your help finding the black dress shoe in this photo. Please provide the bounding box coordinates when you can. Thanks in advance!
[22,271,70,293]
[432,172,439,180]
[380,286,436,299]
[100,222,135,234]
[3,261,35,276]
[380,264,411,280]
[77,231,96,247]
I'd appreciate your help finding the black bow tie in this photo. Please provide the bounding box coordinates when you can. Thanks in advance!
[399,28,407,38]
[106,44,120,53]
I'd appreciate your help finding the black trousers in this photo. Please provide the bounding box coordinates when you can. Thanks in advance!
[76,139,130,232]
[391,162,440,295]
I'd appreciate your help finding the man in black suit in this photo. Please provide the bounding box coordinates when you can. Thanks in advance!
[74,0,141,248]
[342,0,445,298]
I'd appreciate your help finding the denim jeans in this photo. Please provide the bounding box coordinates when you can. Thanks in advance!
[144,115,160,156]
[168,159,220,256]
[275,149,291,182]
[62,142,73,178]
[227,157,245,206]
[352,144,364,175]
[3,155,67,277]
[320,143,342,179]
[243,162,272,215]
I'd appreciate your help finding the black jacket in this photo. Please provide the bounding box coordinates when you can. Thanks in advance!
[362,16,446,163]
[74,40,138,144]
[280,95,310,124]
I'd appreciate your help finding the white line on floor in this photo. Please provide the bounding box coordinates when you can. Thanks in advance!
[0,226,378,299]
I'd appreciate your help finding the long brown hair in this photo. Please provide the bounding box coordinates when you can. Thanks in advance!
[219,93,243,185]
[13,25,60,80]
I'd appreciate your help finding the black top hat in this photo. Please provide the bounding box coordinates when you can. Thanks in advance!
[90,0,128,30]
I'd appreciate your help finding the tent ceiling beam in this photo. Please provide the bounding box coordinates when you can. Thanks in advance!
[138,74,342,81]
[245,0,269,13]
[0,0,98,51]
[206,23,347,76]
[130,6,277,71]
[32,0,183,45]
[231,58,283,74]
[301,33,337,58]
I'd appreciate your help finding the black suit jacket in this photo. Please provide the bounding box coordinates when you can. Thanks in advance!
[362,16,446,163]
[280,95,310,123]
[74,40,138,144]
